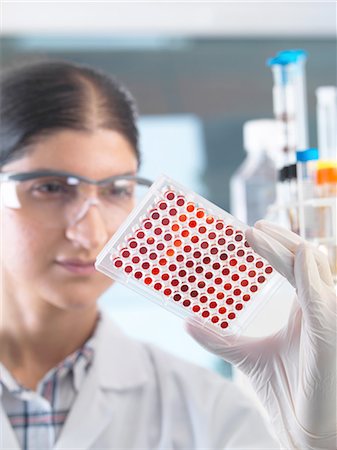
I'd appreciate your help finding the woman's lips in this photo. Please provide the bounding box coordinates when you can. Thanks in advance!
[56,260,96,275]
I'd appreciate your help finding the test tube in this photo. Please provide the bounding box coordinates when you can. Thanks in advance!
[277,50,309,153]
[316,86,337,196]
[316,86,337,162]
[268,58,296,165]
[267,50,309,166]
[296,148,319,239]
[267,50,309,235]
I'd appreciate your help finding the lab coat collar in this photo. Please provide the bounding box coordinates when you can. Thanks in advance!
[95,311,150,390]
[54,312,151,450]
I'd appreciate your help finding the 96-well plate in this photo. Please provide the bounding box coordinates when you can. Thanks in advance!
[96,175,284,337]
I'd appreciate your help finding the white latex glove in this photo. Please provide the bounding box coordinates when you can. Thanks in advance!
[187,220,337,450]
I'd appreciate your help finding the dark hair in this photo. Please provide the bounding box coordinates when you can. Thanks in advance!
[0,60,140,166]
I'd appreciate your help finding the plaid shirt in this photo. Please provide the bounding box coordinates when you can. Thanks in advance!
[0,337,95,450]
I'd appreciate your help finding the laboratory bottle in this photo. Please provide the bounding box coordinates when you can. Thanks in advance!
[230,119,284,226]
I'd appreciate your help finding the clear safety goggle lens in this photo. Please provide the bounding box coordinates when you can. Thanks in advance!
[0,172,152,229]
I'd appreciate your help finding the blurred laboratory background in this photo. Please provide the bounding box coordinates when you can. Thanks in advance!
[1,1,336,390]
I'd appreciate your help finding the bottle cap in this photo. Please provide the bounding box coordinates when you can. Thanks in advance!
[278,165,297,181]
[288,164,297,180]
[296,148,319,162]
[316,161,337,184]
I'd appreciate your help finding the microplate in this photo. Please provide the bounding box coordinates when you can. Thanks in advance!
[95,174,285,337]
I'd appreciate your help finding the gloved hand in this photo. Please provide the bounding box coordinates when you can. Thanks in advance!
[187,220,337,450]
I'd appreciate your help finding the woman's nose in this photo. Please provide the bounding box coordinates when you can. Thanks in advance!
[65,203,110,251]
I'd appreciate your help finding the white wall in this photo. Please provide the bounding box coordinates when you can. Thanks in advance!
[1,1,335,37]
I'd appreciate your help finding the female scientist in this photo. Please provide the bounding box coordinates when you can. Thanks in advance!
[0,61,336,450]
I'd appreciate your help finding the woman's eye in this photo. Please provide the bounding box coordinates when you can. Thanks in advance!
[31,180,72,196]
[103,183,134,199]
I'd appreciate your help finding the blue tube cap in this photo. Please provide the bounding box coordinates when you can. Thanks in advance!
[277,49,307,62]
[296,148,319,162]
[267,49,307,67]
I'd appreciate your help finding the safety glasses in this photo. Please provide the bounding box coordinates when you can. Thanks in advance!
[0,170,153,229]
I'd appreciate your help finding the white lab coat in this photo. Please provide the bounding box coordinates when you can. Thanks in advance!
[1,312,281,449]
